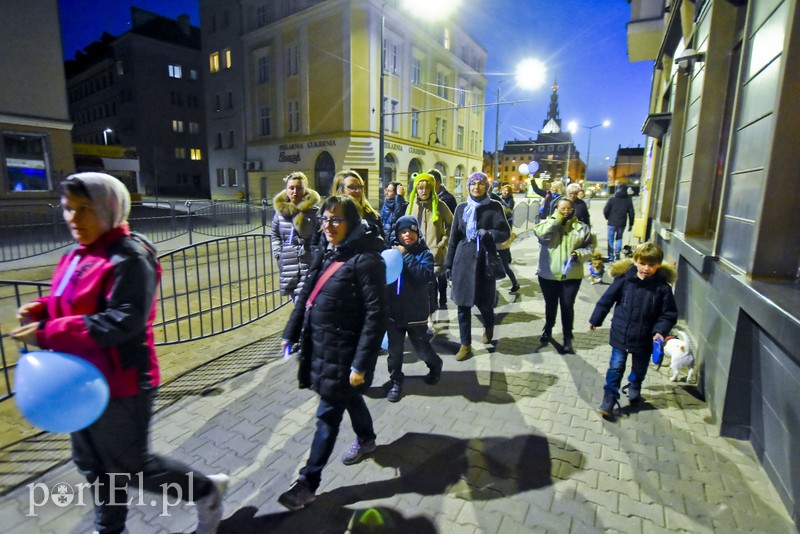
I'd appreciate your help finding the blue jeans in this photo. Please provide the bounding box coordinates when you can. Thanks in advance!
[604,347,649,396]
[607,225,625,260]
[300,394,375,490]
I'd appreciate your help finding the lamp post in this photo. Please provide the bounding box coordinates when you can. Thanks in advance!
[378,11,386,198]
[103,128,113,145]
[569,120,610,180]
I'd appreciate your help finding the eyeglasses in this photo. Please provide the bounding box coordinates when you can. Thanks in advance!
[344,184,362,191]
[317,216,346,227]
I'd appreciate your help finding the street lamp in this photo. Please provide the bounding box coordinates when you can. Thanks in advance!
[103,128,113,145]
[569,120,610,180]
[494,58,546,180]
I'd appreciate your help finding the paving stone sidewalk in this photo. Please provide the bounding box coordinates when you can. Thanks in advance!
[0,201,796,533]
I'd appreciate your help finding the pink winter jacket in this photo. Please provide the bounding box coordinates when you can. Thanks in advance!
[30,224,161,398]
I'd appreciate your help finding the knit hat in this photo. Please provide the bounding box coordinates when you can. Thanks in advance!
[492,180,500,188]
[405,173,441,224]
[65,172,131,228]
[468,171,488,187]
[395,215,419,236]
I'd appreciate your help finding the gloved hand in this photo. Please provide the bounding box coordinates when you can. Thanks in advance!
[476,228,488,238]
[445,268,452,280]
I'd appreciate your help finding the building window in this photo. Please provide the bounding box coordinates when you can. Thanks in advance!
[209,52,220,73]
[188,122,200,134]
[441,119,447,145]
[412,58,421,86]
[217,168,225,186]
[256,3,268,27]
[228,130,235,148]
[391,44,398,75]
[457,126,464,149]
[284,44,298,76]
[168,64,182,78]
[175,147,186,159]
[411,110,419,138]
[260,106,271,136]
[214,94,221,112]
[383,97,389,131]
[436,72,444,98]
[172,120,184,133]
[457,81,467,107]
[288,100,300,132]
[191,148,202,161]
[224,48,232,69]
[216,132,223,149]
[189,69,198,80]
[228,168,238,186]
[390,100,399,132]
[116,60,125,76]
[257,55,269,83]
[4,132,48,192]
[443,28,451,50]
[227,91,234,109]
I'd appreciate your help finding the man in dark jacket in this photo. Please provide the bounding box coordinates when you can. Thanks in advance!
[603,186,635,261]
[279,195,387,511]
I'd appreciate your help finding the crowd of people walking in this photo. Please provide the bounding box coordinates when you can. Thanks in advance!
[11,169,673,530]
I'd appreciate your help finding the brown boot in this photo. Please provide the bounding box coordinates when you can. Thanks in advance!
[455,344,472,361]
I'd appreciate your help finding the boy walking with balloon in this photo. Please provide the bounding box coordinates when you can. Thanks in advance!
[384,215,443,402]
[11,173,228,534]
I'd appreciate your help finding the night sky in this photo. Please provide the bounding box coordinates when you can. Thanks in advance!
[58,0,652,181]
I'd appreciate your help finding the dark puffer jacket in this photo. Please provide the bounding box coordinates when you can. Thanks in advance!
[445,198,510,308]
[283,224,387,401]
[271,188,321,298]
[386,239,434,327]
[380,195,408,245]
[589,260,678,354]
[603,188,635,228]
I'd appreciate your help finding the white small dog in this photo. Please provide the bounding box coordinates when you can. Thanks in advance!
[664,330,695,382]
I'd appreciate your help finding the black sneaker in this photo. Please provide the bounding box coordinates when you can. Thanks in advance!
[598,393,620,418]
[341,438,377,465]
[624,383,643,404]
[278,478,315,511]
[387,381,402,402]
[424,364,442,385]
[509,285,520,294]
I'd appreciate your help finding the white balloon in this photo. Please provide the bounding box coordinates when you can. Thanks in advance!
[529,161,540,173]
[519,163,529,175]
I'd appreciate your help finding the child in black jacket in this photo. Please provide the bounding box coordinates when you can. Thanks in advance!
[385,216,443,402]
[589,242,678,418]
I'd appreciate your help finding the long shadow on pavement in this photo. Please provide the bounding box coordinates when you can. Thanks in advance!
[218,432,582,533]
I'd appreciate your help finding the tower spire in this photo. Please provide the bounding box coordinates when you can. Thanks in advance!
[540,77,562,133]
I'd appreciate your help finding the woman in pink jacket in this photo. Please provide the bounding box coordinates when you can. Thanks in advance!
[11,173,227,534]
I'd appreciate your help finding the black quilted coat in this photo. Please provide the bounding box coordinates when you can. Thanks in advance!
[283,224,387,401]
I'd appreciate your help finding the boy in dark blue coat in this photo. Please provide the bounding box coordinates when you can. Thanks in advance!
[386,215,443,402]
[589,242,678,418]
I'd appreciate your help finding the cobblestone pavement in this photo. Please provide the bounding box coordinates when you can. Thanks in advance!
[1,200,796,533]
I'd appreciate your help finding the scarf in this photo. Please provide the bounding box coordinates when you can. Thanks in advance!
[463,193,492,241]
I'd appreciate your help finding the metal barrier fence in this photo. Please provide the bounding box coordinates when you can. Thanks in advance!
[0,233,290,403]
[512,199,541,231]
[0,200,275,262]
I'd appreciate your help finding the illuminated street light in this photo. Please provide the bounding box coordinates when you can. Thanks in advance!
[569,120,610,180]
[103,128,113,145]
[494,58,546,180]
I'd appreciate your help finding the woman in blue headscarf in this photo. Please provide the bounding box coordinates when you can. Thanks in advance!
[444,172,510,361]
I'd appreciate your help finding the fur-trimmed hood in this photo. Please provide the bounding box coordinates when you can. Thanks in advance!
[273,188,321,228]
[608,258,678,285]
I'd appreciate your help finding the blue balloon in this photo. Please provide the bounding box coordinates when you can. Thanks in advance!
[381,248,403,284]
[14,351,110,433]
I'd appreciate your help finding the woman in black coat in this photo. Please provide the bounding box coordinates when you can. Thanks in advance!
[278,195,387,511]
[445,172,511,362]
